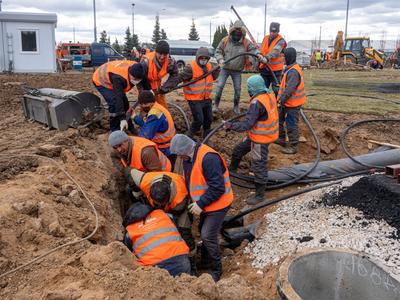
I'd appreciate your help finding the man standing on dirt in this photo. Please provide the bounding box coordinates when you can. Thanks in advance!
[258,22,286,96]
[275,47,307,155]
[213,20,259,115]
[178,47,219,140]
[170,134,233,281]
[224,75,279,205]
[140,40,179,108]
[93,60,151,132]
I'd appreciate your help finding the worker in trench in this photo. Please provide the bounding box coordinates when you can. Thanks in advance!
[224,75,279,205]
[258,22,287,96]
[140,40,179,109]
[275,47,307,155]
[170,134,233,281]
[131,90,176,165]
[127,168,197,275]
[92,60,151,132]
[213,20,259,115]
[123,202,191,277]
[178,47,219,140]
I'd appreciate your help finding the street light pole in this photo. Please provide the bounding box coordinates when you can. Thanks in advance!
[344,0,350,40]
[264,1,267,37]
[93,0,97,42]
[0,1,3,12]
[132,3,135,35]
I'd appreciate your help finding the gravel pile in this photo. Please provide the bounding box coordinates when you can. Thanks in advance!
[245,176,400,276]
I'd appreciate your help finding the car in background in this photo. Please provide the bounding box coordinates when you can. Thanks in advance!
[297,51,311,69]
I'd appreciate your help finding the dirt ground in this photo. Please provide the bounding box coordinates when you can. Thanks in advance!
[0,71,399,299]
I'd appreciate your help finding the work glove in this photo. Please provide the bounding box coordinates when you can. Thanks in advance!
[188,202,202,215]
[218,60,225,68]
[120,119,128,131]
[223,121,233,131]
[257,54,268,65]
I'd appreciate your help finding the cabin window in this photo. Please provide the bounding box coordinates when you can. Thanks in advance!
[21,30,38,52]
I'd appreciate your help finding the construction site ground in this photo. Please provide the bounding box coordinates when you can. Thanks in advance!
[0,68,399,299]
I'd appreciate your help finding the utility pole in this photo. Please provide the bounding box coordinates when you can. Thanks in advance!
[73,26,76,43]
[319,25,322,49]
[344,0,350,40]
[209,20,211,44]
[0,1,3,12]
[93,0,97,42]
[132,3,135,35]
[263,1,267,37]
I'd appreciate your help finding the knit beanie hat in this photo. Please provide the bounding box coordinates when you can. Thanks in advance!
[129,63,145,79]
[156,40,170,54]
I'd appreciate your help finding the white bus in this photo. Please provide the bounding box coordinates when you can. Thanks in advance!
[167,40,216,71]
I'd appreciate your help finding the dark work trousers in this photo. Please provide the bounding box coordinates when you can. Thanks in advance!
[95,85,135,132]
[188,99,213,134]
[232,137,269,184]
[199,206,230,261]
[259,69,282,97]
[279,106,301,146]
[156,254,191,277]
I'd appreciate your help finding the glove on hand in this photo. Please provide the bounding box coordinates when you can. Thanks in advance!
[188,202,202,215]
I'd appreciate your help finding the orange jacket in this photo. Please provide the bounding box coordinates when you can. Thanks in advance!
[139,171,188,211]
[278,63,306,108]
[126,209,189,266]
[248,93,279,144]
[148,102,176,148]
[121,136,171,172]
[187,144,233,212]
[183,61,214,101]
[259,34,286,71]
[93,60,136,92]
[146,52,168,91]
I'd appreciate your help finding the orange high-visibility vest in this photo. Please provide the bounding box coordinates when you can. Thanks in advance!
[93,60,136,92]
[183,61,214,101]
[187,144,233,212]
[139,171,188,211]
[222,36,250,67]
[146,52,169,91]
[248,93,279,144]
[259,34,286,71]
[126,209,189,266]
[121,136,171,172]
[278,63,307,108]
[147,102,176,149]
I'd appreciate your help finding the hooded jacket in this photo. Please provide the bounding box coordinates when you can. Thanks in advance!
[279,48,300,104]
[215,20,259,72]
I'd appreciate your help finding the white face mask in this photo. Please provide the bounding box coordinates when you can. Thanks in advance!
[131,79,142,85]
[199,59,208,66]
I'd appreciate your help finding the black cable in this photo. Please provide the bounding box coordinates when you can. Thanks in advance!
[169,102,190,132]
[340,118,400,169]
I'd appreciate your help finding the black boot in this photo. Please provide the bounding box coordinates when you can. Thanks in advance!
[246,183,266,205]
[228,157,241,172]
[274,138,286,147]
[189,256,198,276]
[207,259,222,282]
[233,97,240,115]
[281,144,298,155]
[213,98,221,113]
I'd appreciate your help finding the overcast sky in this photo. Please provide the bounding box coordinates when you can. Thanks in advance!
[4,0,400,45]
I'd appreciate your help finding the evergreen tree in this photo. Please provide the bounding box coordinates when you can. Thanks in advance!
[161,29,168,40]
[229,20,234,29]
[132,33,140,48]
[112,38,122,53]
[212,25,228,49]
[152,15,161,45]
[99,30,108,43]
[124,26,134,52]
[188,18,200,41]
[221,24,228,37]
[107,37,111,45]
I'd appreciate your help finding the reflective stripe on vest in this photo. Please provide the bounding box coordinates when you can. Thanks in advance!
[248,93,279,144]
[278,63,307,108]
[187,144,233,212]
[260,34,286,71]
[150,102,176,148]
[146,52,169,91]
[136,236,184,259]
[133,227,179,251]
[93,60,136,93]
[183,61,214,101]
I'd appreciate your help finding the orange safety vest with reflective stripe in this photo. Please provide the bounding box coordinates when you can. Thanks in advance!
[126,209,189,266]
[139,171,188,211]
[93,60,136,92]
[222,36,251,67]
[121,136,171,172]
[248,93,279,144]
[188,144,233,212]
[146,51,169,91]
[259,34,286,71]
[148,102,176,149]
[183,61,214,101]
[278,63,307,108]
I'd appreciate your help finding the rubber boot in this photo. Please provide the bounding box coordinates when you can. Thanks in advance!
[212,98,220,113]
[281,144,298,155]
[274,138,286,147]
[207,259,222,282]
[189,256,198,276]
[233,98,240,115]
[246,183,266,205]
[228,157,241,173]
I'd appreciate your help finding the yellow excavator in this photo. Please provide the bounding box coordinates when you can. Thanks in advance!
[334,31,387,68]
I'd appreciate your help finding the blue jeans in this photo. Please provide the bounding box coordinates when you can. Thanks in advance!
[260,69,282,97]
[156,254,191,277]
[214,69,242,105]
[279,106,301,145]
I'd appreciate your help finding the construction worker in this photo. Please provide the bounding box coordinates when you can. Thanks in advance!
[315,49,322,68]
[178,47,219,139]
[133,90,176,158]
[258,22,287,96]
[123,202,191,277]
[129,169,196,273]
[224,75,278,205]
[170,134,233,281]
[275,48,307,155]
[130,47,139,61]
[213,20,259,115]
[140,40,179,108]
[93,60,151,132]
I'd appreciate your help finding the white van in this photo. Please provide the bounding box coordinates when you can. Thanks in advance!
[168,40,216,71]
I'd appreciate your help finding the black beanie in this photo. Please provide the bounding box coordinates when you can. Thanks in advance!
[138,90,155,104]
[156,40,170,54]
[129,63,145,79]
[270,22,280,33]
